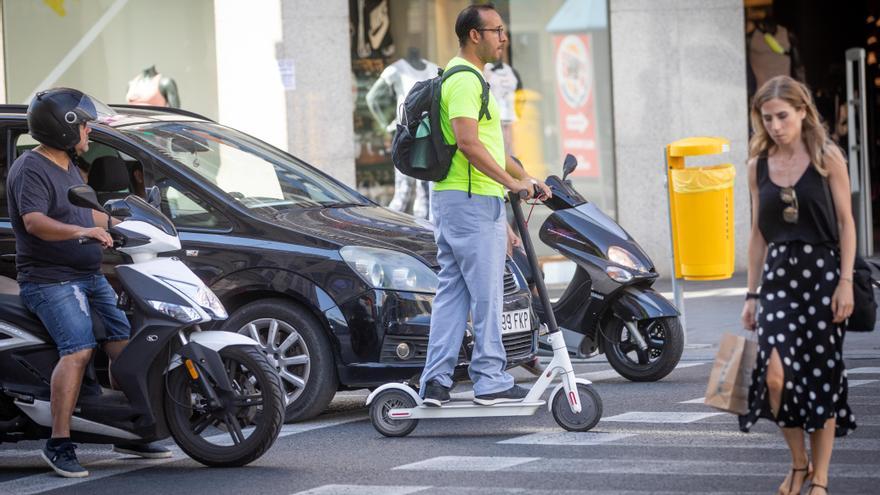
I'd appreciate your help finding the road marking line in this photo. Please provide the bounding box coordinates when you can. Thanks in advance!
[391,457,880,478]
[679,397,707,404]
[293,486,767,495]
[498,431,636,445]
[291,485,430,495]
[848,379,878,387]
[848,367,880,374]
[393,456,540,472]
[601,412,724,423]
[0,412,365,495]
[577,362,707,382]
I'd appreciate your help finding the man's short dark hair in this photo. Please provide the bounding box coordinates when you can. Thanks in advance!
[455,3,496,47]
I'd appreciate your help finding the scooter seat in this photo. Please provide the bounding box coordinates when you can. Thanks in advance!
[0,278,107,344]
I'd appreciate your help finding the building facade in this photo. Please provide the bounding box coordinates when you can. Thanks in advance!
[0,0,752,277]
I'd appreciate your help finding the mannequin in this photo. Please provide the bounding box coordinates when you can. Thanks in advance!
[126,65,181,108]
[745,8,804,97]
[365,47,438,219]
[483,58,521,157]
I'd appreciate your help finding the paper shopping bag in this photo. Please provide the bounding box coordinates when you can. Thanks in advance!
[704,332,758,415]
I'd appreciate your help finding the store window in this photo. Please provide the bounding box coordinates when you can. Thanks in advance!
[2,0,218,119]
[349,1,615,256]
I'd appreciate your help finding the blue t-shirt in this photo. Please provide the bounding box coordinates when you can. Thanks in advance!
[6,150,102,283]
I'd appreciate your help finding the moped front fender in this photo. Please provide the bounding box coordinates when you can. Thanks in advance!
[611,286,679,322]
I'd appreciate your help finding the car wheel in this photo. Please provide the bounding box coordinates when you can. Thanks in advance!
[225,299,338,422]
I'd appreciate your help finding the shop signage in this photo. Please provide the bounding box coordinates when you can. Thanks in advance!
[554,34,600,178]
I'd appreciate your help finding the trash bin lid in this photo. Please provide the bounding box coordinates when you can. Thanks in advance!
[668,137,730,158]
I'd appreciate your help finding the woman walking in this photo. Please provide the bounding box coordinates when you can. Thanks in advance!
[740,75,857,495]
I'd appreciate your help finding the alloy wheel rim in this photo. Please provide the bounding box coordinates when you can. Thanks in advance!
[238,318,310,405]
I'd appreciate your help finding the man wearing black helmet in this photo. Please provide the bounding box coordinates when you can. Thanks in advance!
[6,88,170,478]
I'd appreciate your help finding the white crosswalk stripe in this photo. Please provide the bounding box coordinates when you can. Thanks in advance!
[390,456,880,478]
[847,367,880,374]
[601,411,724,423]
[293,486,769,495]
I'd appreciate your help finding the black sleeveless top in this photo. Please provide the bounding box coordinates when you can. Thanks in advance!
[756,156,839,245]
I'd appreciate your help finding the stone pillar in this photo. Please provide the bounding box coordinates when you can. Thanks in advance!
[609,0,750,277]
[0,2,5,105]
[278,0,356,186]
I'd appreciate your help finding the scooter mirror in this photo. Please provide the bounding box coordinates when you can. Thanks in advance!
[562,154,578,180]
[67,184,108,214]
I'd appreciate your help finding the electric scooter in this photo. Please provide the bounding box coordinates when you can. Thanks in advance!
[0,186,285,467]
[366,189,603,437]
[514,155,683,382]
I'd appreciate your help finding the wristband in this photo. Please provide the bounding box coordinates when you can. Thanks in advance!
[745,292,760,301]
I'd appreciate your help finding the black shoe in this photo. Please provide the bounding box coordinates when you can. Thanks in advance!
[42,441,88,478]
[474,384,529,405]
[422,380,451,407]
[112,442,173,459]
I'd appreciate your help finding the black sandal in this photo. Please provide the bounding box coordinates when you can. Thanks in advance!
[807,482,828,494]
[782,465,812,495]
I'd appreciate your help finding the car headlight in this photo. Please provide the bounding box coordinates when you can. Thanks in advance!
[607,246,647,272]
[340,246,438,293]
[147,300,201,323]
[161,277,228,320]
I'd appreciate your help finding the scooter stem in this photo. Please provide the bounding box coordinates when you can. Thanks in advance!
[508,191,561,334]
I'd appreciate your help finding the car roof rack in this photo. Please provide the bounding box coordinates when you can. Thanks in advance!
[109,104,214,122]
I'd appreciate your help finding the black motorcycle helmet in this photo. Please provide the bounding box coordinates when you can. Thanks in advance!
[27,88,99,151]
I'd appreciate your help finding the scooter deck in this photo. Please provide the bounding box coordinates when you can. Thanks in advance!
[391,400,546,419]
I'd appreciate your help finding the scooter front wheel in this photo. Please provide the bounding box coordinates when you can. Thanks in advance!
[551,383,602,432]
[370,389,419,437]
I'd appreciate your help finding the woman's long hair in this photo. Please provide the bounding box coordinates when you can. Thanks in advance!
[748,75,830,176]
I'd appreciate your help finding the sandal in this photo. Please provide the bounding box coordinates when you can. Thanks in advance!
[779,464,813,495]
[807,482,828,494]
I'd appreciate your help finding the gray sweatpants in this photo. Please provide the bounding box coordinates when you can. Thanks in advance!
[419,190,514,396]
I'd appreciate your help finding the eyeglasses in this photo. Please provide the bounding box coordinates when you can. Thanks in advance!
[476,27,506,37]
[780,186,799,224]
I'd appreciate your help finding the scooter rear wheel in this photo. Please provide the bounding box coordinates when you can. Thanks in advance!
[551,383,602,432]
[369,389,418,437]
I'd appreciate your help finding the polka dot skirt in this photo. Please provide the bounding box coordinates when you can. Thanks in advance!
[739,242,857,437]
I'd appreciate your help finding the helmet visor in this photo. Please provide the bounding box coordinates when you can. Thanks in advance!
[66,94,116,126]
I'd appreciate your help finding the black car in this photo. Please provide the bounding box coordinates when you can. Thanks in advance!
[0,104,538,421]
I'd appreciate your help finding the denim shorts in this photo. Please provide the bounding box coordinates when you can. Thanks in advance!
[19,274,131,356]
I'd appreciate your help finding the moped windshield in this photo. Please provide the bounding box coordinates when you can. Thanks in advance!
[118,194,177,237]
[575,202,627,239]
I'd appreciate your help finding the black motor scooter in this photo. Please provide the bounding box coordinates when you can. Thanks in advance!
[0,186,285,467]
[513,155,683,382]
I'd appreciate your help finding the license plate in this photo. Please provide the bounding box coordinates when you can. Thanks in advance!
[501,309,531,334]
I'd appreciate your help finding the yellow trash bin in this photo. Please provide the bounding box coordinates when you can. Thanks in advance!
[666,137,736,281]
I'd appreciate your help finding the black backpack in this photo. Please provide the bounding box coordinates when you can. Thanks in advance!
[391,65,491,183]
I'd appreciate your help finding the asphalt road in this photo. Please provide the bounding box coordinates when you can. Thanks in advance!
[1,277,878,495]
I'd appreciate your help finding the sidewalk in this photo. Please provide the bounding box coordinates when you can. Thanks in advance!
[549,272,880,362]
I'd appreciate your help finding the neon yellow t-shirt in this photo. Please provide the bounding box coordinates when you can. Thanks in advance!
[434,57,505,198]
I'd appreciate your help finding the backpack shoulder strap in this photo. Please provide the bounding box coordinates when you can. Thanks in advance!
[440,65,492,121]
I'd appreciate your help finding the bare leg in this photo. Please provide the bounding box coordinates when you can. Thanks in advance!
[102,339,128,390]
[50,348,94,438]
[808,417,836,491]
[767,349,812,494]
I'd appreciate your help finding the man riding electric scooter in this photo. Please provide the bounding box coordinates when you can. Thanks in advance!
[7,88,170,478]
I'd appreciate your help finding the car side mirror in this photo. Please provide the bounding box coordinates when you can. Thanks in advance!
[68,184,107,214]
[562,154,578,180]
[145,186,161,209]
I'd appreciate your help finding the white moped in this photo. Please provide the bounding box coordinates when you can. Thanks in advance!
[366,189,603,436]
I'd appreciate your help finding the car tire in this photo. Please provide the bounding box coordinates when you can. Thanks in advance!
[225,299,338,423]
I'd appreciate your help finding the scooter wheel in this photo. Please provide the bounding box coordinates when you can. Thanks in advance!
[551,383,602,432]
[369,389,419,437]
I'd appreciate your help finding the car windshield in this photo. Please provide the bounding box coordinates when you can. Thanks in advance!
[119,121,370,211]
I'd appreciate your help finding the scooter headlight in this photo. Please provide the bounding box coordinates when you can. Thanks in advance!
[607,246,647,273]
[147,300,201,323]
[161,278,228,320]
